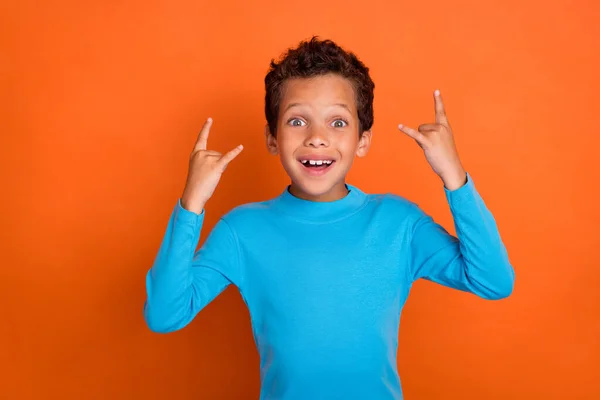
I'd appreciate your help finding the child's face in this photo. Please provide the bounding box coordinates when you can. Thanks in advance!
[266,73,372,202]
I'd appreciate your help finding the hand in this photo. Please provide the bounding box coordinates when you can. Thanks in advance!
[398,90,467,191]
[180,118,243,214]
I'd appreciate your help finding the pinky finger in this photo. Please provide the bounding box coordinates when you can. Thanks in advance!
[218,144,244,169]
[398,124,428,148]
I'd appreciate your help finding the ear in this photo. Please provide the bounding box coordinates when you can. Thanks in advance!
[265,124,278,155]
[355,129,372,158]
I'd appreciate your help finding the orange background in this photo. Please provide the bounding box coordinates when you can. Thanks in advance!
[2,0,599,398]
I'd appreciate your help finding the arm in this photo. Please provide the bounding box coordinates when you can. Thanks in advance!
[398,90,514,299]
[143,199,241,333]
[409,173,515,299]
[144,117,244,333]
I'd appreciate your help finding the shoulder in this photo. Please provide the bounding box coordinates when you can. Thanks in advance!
[356,188,434,234]
[363,189,423,217]
[364,192,439,245]
[218,198,277,226]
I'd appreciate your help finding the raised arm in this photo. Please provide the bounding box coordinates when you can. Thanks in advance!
[409,174,514,299]
[143,203,241,332]
[143,118,244,332]
[398,90,514,299]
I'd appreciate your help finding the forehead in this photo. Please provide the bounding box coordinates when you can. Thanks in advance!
[280,74,356,111]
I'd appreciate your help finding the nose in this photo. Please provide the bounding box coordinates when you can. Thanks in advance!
[304,127,329,148]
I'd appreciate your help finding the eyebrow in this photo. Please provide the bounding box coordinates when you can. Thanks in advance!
[283,103,351,113]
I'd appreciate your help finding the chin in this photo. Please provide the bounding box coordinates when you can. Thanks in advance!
[290,175,347,201]
[296,180,332,194]
[282,158,349,200]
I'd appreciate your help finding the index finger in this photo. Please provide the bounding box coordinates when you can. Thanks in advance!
[194,117,213,151]
[434,90,449,126]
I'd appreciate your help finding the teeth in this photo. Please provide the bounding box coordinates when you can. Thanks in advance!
[302,160,333,165]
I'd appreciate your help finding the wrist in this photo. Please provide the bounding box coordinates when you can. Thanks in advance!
[180,196,206,215]
[442,168,467,191]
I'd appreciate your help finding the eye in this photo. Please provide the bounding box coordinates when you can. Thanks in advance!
[332,119,348,128]
[288,118,306,127]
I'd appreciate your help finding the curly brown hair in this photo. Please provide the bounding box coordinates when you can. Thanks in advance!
[264,36,375,137]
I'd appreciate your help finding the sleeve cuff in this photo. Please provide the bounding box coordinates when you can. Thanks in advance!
[174,198,205,229]
[444,172,477,209]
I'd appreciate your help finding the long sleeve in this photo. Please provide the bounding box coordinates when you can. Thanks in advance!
[408,173,515,300]
[143,199,242,333]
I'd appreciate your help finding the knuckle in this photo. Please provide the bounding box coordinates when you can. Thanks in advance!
[192,151,207,161]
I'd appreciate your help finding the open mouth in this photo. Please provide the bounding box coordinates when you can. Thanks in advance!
[298,158,336,176]
[300,159,334,168]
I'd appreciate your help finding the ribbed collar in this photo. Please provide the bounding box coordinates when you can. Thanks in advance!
[270,183,368,223]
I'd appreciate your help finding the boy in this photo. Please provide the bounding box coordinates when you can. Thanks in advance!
[143,37,515,399]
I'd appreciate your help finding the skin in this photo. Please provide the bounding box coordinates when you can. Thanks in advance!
[180,74,467,215]
[398,89,467,191]
[265,74,467,202]
[265,73,372,202]
[181,117,243,214]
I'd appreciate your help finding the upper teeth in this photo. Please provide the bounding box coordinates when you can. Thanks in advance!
[302,160,332,165]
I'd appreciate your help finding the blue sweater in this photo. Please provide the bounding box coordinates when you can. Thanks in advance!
[143,172,515,399]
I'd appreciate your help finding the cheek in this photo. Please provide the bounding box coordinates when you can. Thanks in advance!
[337,137,360,156]
[277,133,302,154]
[276,139,297,162]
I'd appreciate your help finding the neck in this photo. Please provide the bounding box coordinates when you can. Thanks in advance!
[288,181,349,202]
[273,181,368,223]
